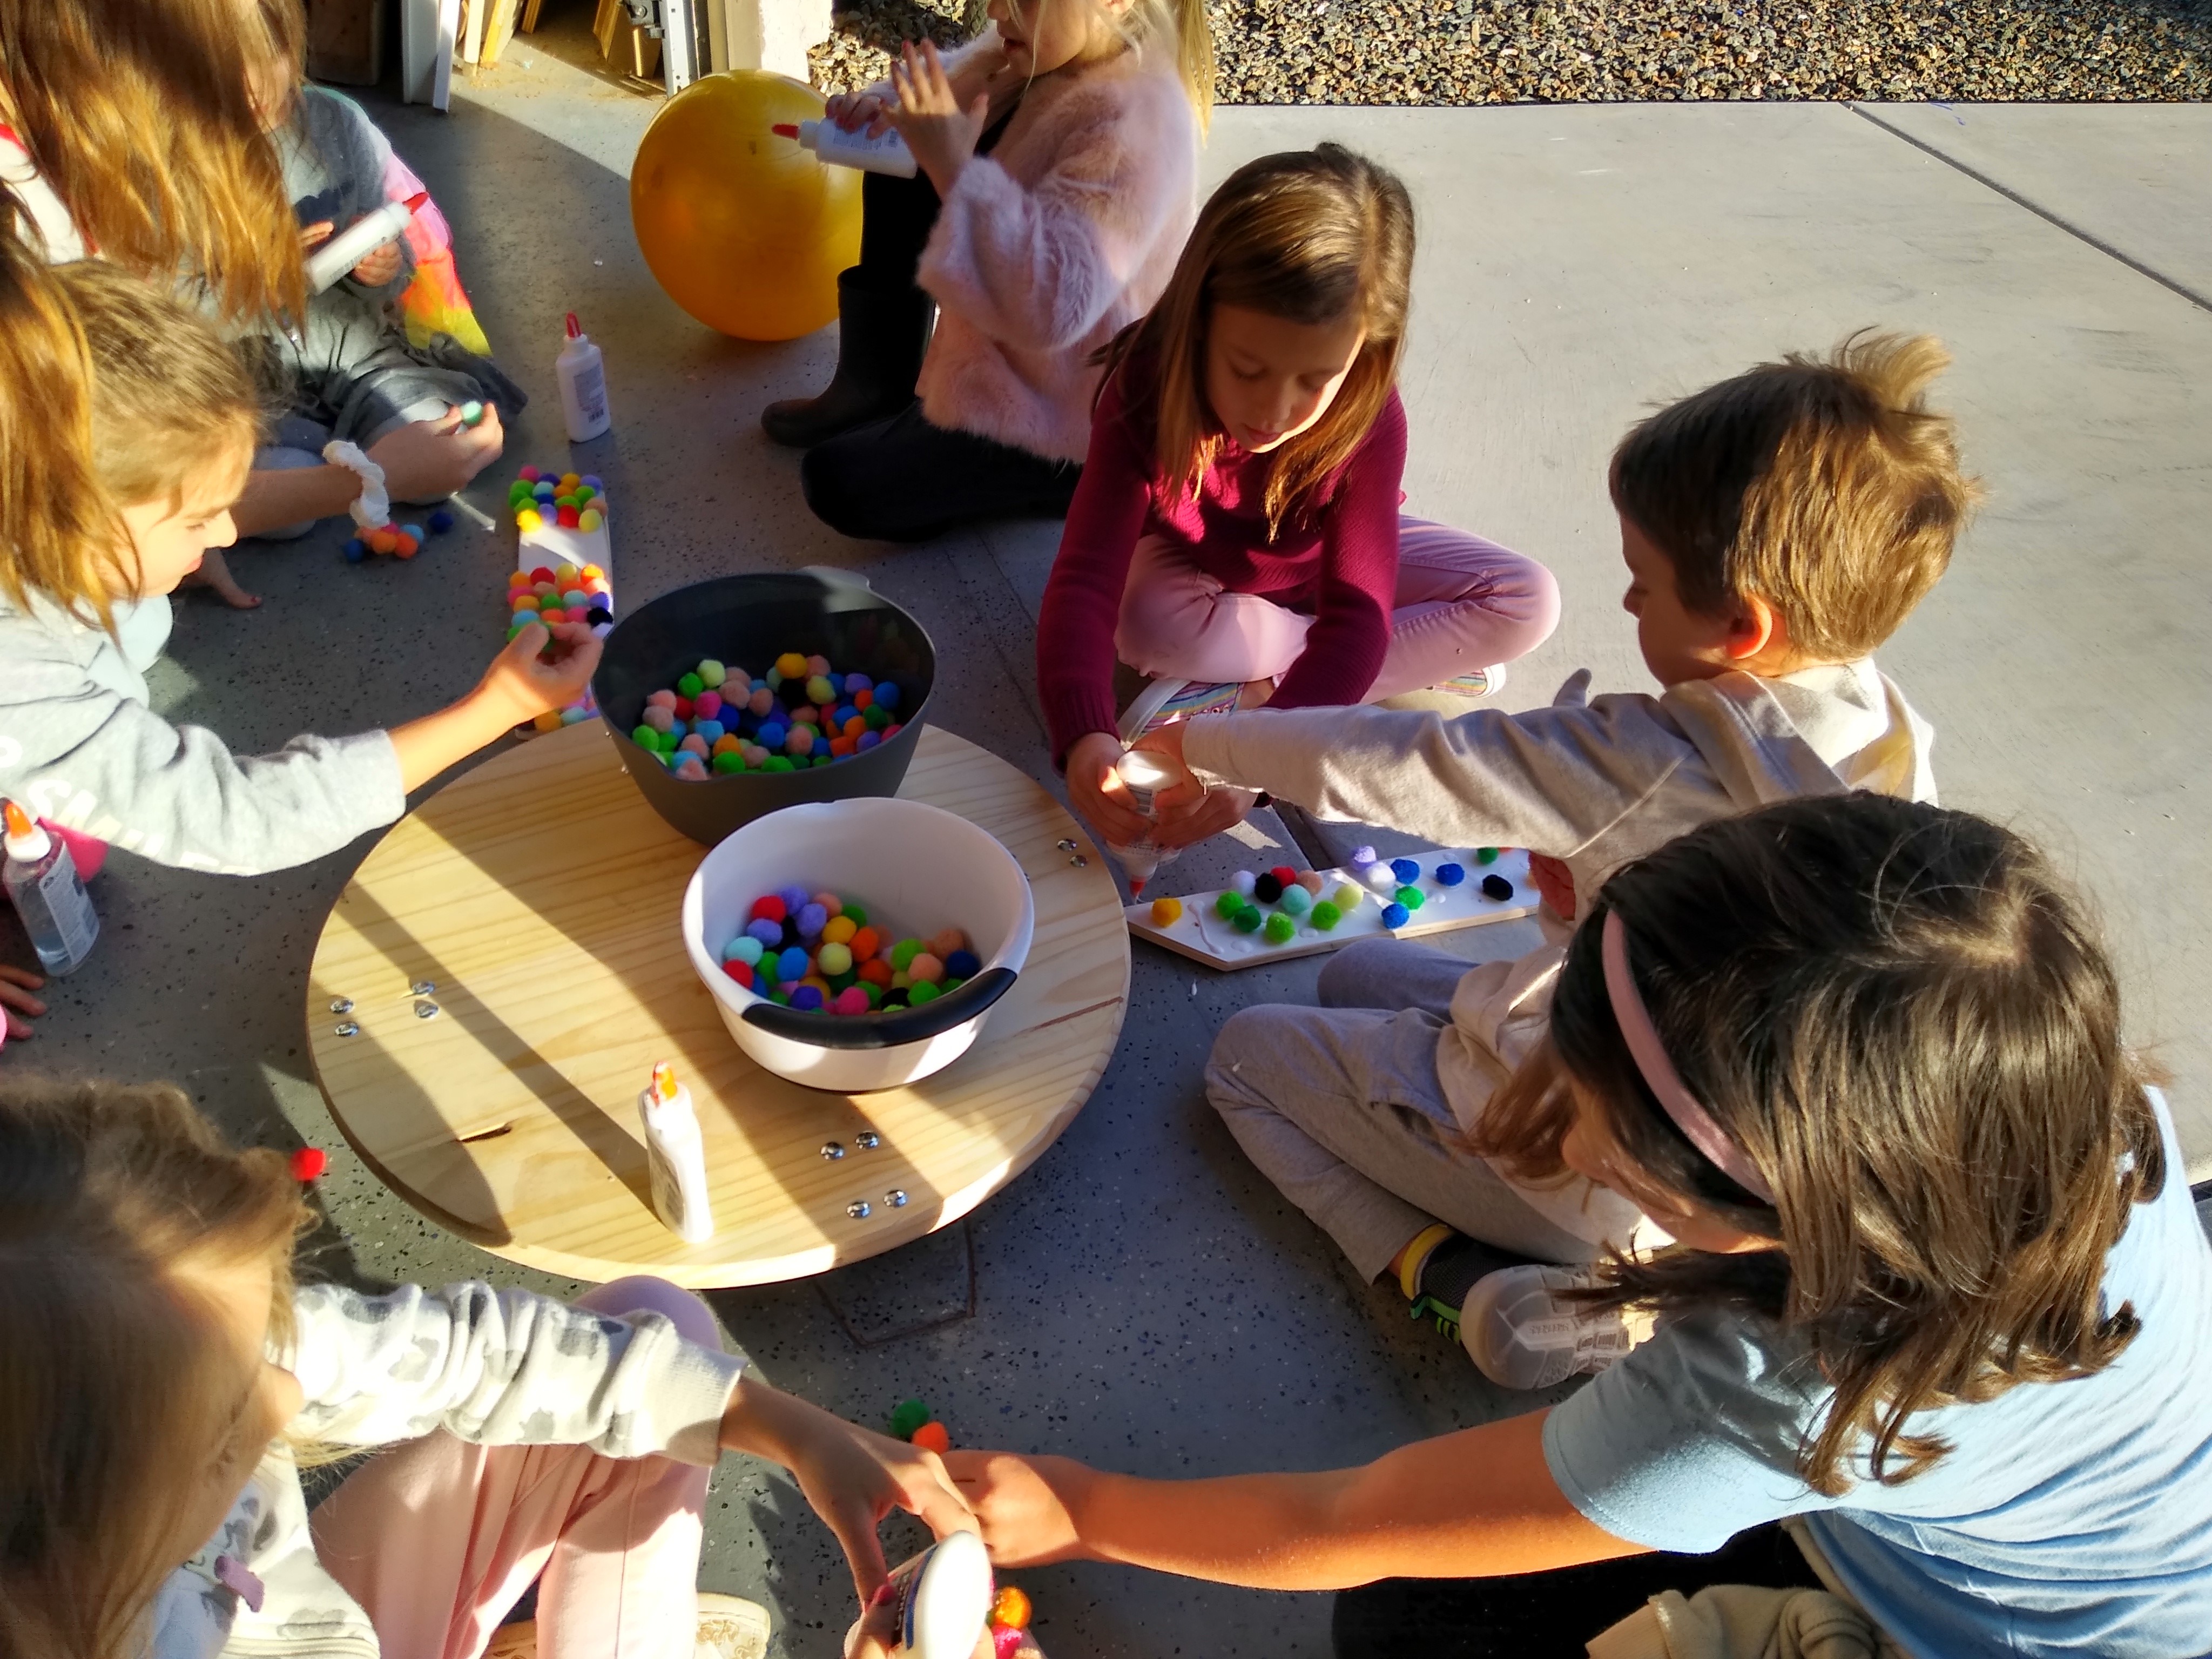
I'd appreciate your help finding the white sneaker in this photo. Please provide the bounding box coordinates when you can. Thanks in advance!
[1116,676,1247,743]
[1437,663,1507,698]
[1460,1264,1654,1390]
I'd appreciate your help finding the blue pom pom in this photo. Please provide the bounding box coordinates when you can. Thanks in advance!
[1391,857,1421,884]
[776,884,810,916]
[342,538,368,563]
[757,721,787,750]
[826,672,845,696]
[1435,862,1466,886]
[400,523,425,543]
[855,731,881,751]
[845,672,873,693]
[798,902,828,938]
[873,682,900,711]
[745,917,783,948]
[581,474,603,490]
[777,947,810,981]
[428,509,455,534]
[790,985,825,1011]
[945,948,981,979]
[1380,902,1410,929]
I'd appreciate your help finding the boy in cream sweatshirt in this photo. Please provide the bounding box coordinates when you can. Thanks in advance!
[1138,334,1979,1383]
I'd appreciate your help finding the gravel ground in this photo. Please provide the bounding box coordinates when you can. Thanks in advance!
[810,0,2212,102]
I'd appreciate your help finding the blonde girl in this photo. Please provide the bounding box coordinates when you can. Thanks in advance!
[767,0,1210,542]
[955,794,2212,1658]
[0,248,588,879]
[0,0,502,543]
[0,1075,972,1659]
[1035,145,1560,855]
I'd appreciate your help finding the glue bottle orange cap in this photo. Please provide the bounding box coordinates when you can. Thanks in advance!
[650,1062,681,1103]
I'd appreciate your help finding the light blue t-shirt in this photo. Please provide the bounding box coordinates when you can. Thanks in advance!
[1544,1089,2212,1658]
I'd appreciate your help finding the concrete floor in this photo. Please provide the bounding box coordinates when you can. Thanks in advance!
[6,11,2210,1652]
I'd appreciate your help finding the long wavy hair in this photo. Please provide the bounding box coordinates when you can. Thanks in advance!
[1094,143,1413,539]
[0,0,307,326]
[0,1076,308,1659]
[1474,795,2162,1495]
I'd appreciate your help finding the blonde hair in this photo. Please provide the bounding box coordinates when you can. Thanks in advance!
[1610,331,1982,662]
[1108,0,1215,131]
[0,0,308,326]
[0,248,260,634]
[1096,143,1413,538]
[0,1076,308,1659]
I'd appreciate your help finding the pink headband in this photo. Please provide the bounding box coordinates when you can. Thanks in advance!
[1600,911,1777,1206]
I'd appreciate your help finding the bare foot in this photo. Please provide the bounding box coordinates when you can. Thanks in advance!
[186,550,261,609]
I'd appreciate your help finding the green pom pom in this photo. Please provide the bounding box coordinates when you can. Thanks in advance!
[1476,846,1501,864]
[841,902,869,928]
[891,938,922,970]
[889,1398,932,1439]
[1216,889,1245,919]
[861,982,884,1008]
[1232,905,1264,933]
[908,981,940,1004]
[1394,885,1426,910]
[763,756,795,772]
[812,754,832,767]
[1264,912,1296,943]
[712,751,746,774]
[864,704,891,730]
[1311,900,1343,930]
[676,672,704,699]
[942,977,966,993]
[631,724,659,749]
[655,728,680,753]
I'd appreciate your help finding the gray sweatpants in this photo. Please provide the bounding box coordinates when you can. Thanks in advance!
[1204,938,1602,1282]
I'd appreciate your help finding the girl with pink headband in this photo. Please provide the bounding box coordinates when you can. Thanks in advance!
[951,795,2212,1658]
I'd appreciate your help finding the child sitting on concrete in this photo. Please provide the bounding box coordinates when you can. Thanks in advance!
[1140,333,1980,1382]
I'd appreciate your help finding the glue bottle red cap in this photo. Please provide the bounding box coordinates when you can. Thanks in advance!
[565,311,582,340]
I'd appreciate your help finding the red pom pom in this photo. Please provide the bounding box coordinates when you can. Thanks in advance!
[1270,865,1298,886]
[556,505,580,528]
[530,566,555,584]
[673,696,693,720]
[909,1420,951,1454]
[289,1147,328,1182]
[724,960,755,989]
[751,895,786,922]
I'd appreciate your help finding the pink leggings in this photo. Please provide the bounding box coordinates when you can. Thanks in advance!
[309,1278,718,1659]
[1114,518,1560,697]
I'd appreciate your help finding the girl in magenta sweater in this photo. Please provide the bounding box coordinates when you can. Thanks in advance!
[1036,145,1560,849]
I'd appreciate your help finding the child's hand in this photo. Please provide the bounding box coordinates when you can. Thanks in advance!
[299,219,334,251]
[1527,853,1577,921]
[1150,785,1258,851]
[1063,731,1152,849]
[476,619,601,727]
[1,963,48,1040]
[843,1600,1003,1659]
[368,404,504,500]
[183,549,261,610]
[826,87,893,136]
[888,40,989,195]
[349,239,404,287]
[945,1449,1091,1567]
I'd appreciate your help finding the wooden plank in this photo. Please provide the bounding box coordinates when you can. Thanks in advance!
[1125,849,1538,972]
[307,724,1130,1286]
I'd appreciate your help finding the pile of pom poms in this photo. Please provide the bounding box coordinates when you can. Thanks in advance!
[1348,844,1516,928]
[508,561,613,639]
[1209,865,1366,943]
[343,515,447,563]
[509,466,608,535]
[723,891,975,1014]
[636,652,903,782]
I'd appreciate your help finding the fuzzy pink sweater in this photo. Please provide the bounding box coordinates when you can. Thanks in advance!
[914,37,1199,463]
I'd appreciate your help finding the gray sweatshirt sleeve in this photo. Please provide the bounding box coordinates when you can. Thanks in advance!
[1178,694,1708,860]
[0,613,406,875]
[286,1281,747,1466]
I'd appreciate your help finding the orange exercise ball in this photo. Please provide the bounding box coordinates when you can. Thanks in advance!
[630,71,862,342]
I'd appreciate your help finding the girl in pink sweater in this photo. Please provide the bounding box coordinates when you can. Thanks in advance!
[1037,145,1561,851]
[765,0,1210,543]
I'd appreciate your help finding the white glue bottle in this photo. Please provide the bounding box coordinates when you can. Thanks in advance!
[1104,748,1183,898]
[2,800,98,975]
[305,192,427,293]
[556,312,611,443]
[771,119,918,178]
[638,1062,713,1243]
[883,1531,995,1658]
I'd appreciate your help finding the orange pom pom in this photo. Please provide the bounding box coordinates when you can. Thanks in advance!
[848,927,879,962]
[393,534,420,558]
[989,1586,1031,1630]
[857,957,893,987]
[842,716,866,738]
[909,1420,950,1455]
[829,736,855,757]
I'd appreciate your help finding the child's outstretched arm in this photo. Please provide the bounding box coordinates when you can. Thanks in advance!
[949,1410,1641,1589]
[0,615,595,875]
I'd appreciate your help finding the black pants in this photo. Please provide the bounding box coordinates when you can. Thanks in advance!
[805,114,1079,541]
[1332,1523,1823,1659]
[801,401,1082,542]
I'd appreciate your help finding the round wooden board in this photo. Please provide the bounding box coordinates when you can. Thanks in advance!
[306,723,1130,1286]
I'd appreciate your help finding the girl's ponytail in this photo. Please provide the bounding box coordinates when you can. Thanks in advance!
[0,235,124,634]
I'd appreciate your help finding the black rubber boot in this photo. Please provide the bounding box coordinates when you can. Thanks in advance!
[761,268,934,449]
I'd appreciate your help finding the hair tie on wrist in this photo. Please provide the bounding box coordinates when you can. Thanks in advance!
[1601,910,1776,1206]
[322,440,389,530]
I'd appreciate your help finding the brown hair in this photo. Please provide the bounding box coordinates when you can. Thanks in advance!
[1096,143,1413,538]
[0,251,260,633]
[0,1076,307,1659]
[1610,332,1981,662]
[1476,794,2162,1495]
[0,0,307,326]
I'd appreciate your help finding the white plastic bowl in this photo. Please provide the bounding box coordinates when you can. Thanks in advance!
[682,798,1034,1092]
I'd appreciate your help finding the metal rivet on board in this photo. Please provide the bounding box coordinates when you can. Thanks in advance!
[884,1189,909,1208]
[329,996,354,1014]
[410,980,436,996]
[414,1000,440,1020]
[854,1131,881,1151]
[820,1142,846,1161]
[1068,854,1088,867]
[334,1022,360,1038]
[1056,838,1078,851]
[846,1200,872,1219]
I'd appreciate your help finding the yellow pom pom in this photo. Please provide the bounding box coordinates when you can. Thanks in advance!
[1149,896,1184,926]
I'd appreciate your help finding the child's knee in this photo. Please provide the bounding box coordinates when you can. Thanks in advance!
[1205,1004,1307,1114]
[578,1276,723,1351]
[1317,939,1411,1007]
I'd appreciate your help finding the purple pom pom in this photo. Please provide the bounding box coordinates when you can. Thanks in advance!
[745,918,783,948]
[797,902,828,939]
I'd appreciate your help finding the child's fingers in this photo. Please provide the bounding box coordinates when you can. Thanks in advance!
[824,1496,892,1603]
[299,220,334,248]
